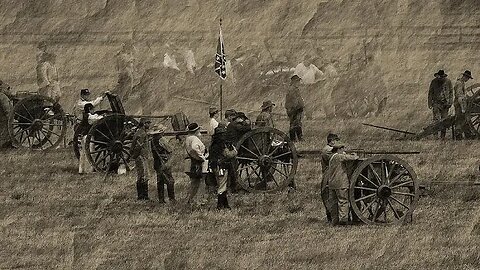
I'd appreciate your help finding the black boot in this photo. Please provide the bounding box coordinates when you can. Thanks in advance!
[296,127,303,141]
[289,128,297,142]
[137,182,149,200]
[217,194,223,209]
[166,182,176,202]
[157,183,165,204]
[222,193,230,209]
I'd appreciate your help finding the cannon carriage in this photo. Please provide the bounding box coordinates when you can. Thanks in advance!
[73,93,190,173]
[0,90,67,150]
[364,84,480,139]
[234,125,420,225]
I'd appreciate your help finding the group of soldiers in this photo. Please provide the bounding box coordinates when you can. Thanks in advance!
[428,69,474,139]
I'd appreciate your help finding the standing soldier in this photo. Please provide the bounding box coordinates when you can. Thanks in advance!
[114,41,136,100]
[428,70,453,139]
[150,125,176,204]
[207,107,220,136]
[255,100,275,128]
[285,75,305,142]
[327,143,358,225]
[73,89,108,120]
[37,52,61,102]
[184,123,207,204]
[131,118,152,200]
[320,133,340,222]
[208,125,231,209]
[453,70,473,140]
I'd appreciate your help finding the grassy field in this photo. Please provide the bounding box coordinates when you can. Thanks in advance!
[1,119,480,269]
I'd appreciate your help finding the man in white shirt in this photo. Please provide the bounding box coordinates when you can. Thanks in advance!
[207,107,220,136]
[37,52,61,102]
[184,123,207,204]
[293,55,325,85]
[73,89,108,120]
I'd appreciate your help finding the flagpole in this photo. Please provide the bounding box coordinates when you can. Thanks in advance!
[219,18,223,121]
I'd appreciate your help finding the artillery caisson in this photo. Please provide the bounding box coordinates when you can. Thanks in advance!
[235,126,420,225]
[1,92,67,150]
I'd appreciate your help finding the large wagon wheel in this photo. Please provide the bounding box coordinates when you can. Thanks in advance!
[8,95,66,150]
[349,155,419,225]
[85,114,137,172]
[73,123,82,159]
[465,86,480,138]
[235,127,298,193]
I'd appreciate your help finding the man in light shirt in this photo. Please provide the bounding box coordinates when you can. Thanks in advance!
[184,123,207,204]
[207,107,220,136]
[37,52,61,102]
[73,89,108,120]
[293,55,325,85]
[453,70,473,140]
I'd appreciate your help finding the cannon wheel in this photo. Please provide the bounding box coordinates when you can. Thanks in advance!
[8,95,66,150]
[85,114,137,173]
[235,127,298,193]
[349,155,419,225]
[465,86,480,138]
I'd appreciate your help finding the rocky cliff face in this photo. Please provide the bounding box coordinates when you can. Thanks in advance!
[0,0,479,126]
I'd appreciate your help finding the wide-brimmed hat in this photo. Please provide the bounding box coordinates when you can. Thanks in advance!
[462,70,473,79]
[148,124,166,135]
[225,109,237,118]
[186,122,200,133]
[261,100,275,110]
[80,89,91,96]
[291,75,301,82]
[436,70,447,77]
[209,107,219,115]
[327,133,340,142]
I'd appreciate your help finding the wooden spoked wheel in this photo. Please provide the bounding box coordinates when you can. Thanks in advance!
[235,127,298,193]
[349,155,419,225]
[9,95,66,150]
[73,123,82,159]
[465,87,480,138]
[85,114,137,173]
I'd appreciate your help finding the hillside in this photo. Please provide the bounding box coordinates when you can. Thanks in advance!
[0,0,479,128]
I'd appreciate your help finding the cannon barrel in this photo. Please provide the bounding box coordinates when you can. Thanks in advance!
[362,123,416,135]
[149,130,208,136]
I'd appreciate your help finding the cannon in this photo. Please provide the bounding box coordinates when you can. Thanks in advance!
[0,90,67,150]
[73,93,191,173]
[363,84,480,139]
[234,126,420,225]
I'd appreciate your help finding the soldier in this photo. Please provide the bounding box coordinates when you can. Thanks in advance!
[428,70,453,139]
[73,89,108,120]
[37,52,61,102]
[327,142,359,225]
[453,70,473,140]
[131,118,152,200]
[36,41,49,64]
[209,125,231,209]
[184,123,207,204]
[320,133,340,222]
[207,107,220,136]
[78,103,104,174]
[255,100,275,128]
[150,125,176,204]
[221,109,237,127]
[285,75,305,142]
[114,41,136,100]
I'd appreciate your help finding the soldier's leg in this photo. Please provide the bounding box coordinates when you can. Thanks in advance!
[454,103,464,139]
[156,171,166,203]
[165,170,176,202]
[328,189,339,225]
[135,157,149,200]
[187,176,202,204]
[336,189,349,224]
[321,177,331,222]
[440,107,449,139]
[432,106,441,139]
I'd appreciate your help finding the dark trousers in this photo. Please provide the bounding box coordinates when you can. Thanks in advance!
[288,110,304,142]
[226,160,239,192]
[432,104,450,139]
[156,169,175,202]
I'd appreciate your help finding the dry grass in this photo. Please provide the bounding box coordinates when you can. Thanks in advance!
[1,119,479,270]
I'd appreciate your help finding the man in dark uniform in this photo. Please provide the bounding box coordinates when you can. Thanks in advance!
[255,100,275,128]
[131,118,151,200]
[285,75,305,142]
[428,70,453,139]
[320,133,340,222]
[150,125,175,204]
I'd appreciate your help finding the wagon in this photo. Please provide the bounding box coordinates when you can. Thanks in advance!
[73,93,190,173]
[0,91,67,150]
[363,84,480,139]
[234,126,420,225]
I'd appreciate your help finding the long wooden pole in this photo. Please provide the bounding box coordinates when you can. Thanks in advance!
[220,82,223,121]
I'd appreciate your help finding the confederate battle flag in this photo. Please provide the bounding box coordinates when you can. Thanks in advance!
[214,21,227,80]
